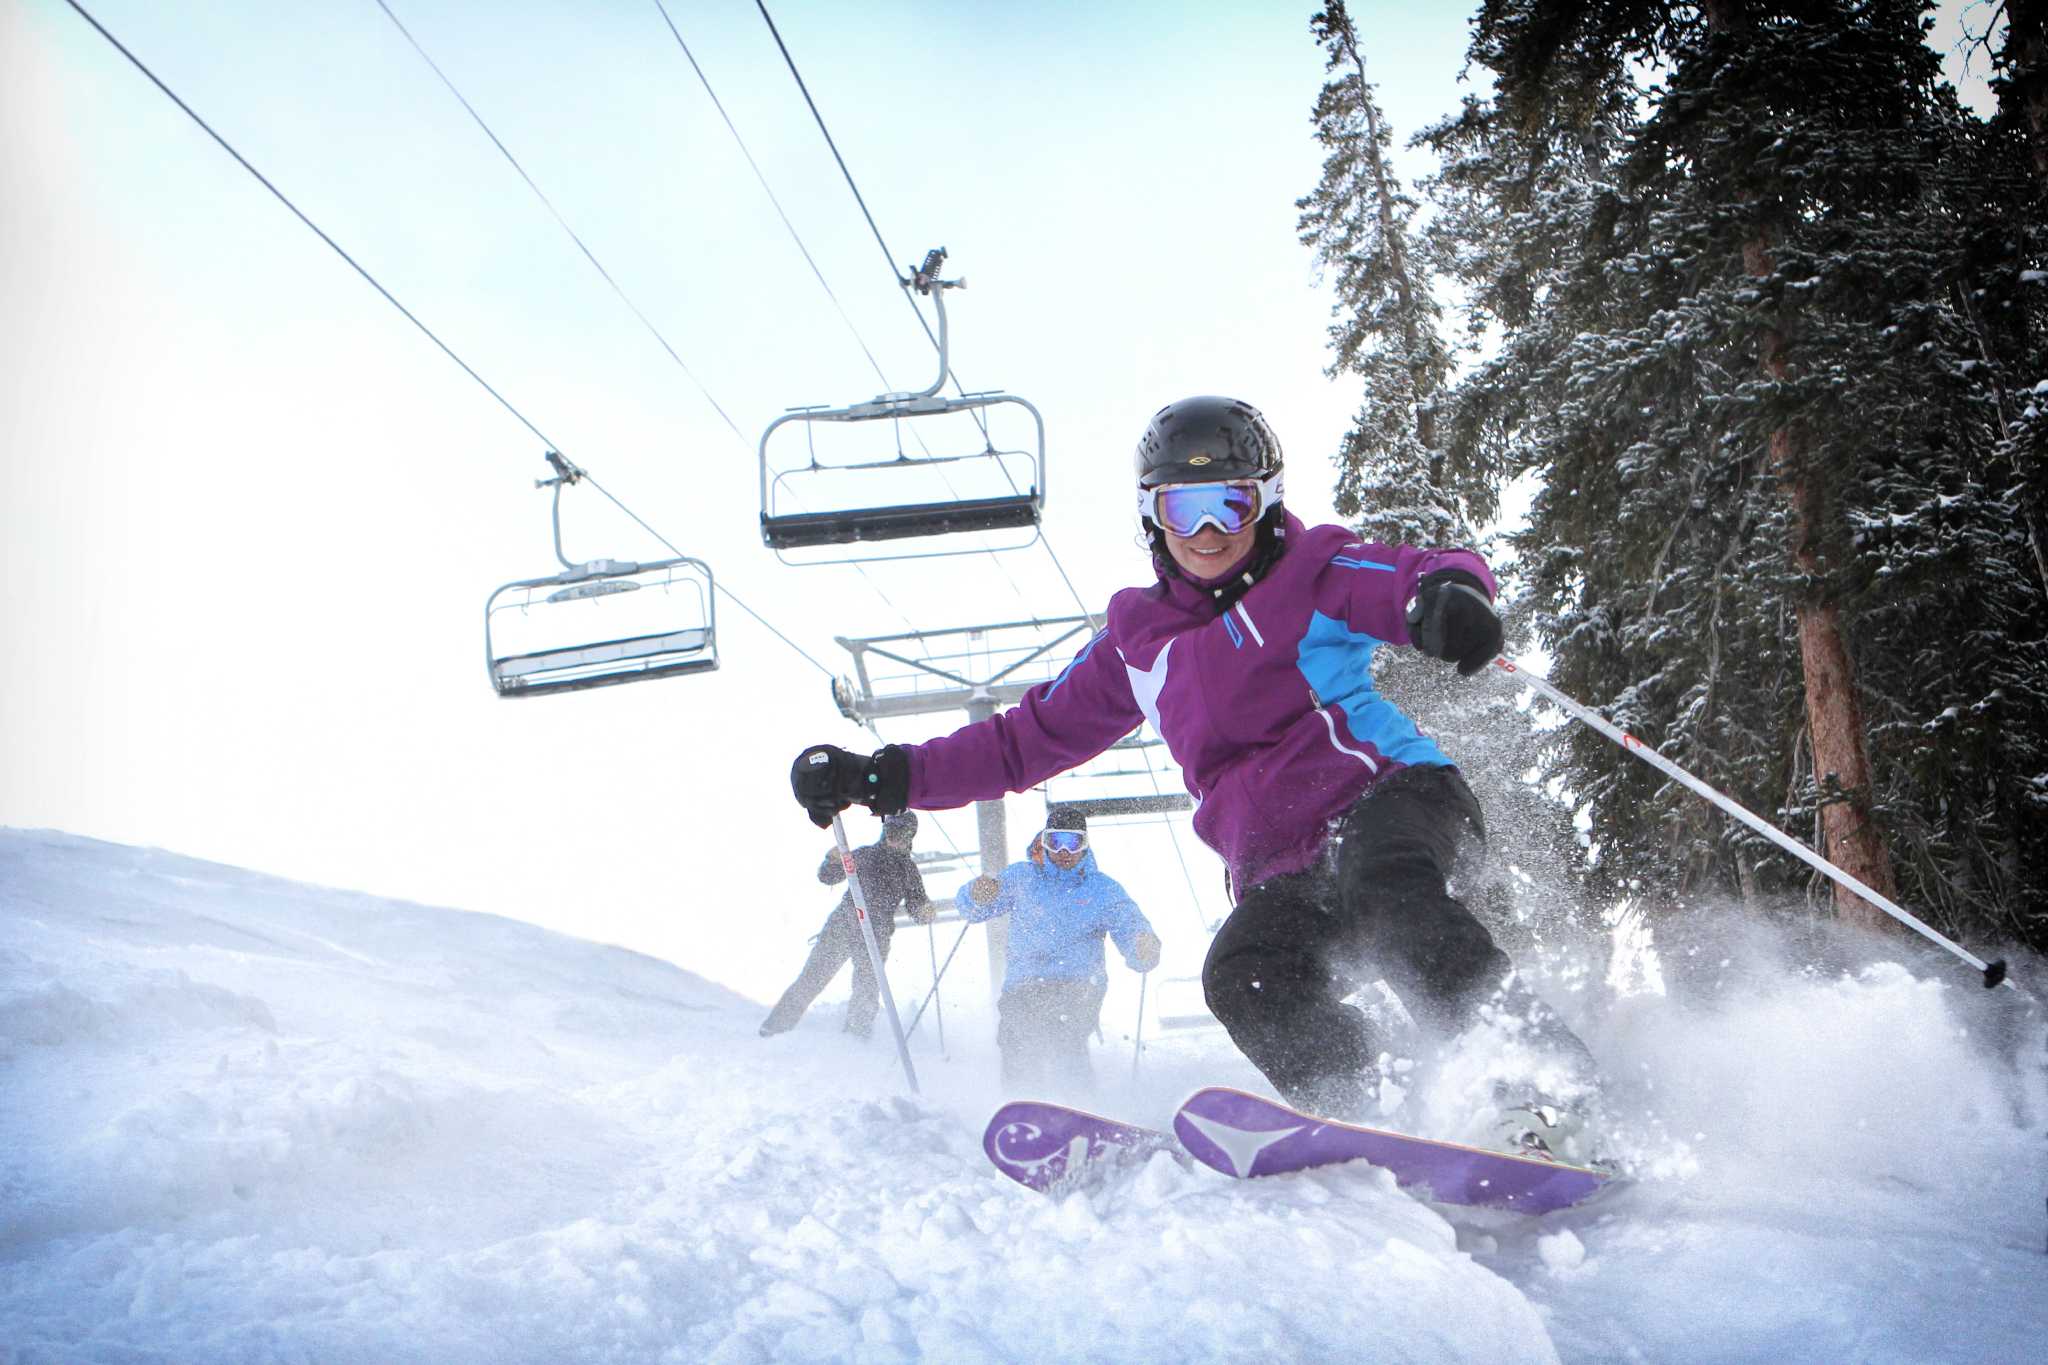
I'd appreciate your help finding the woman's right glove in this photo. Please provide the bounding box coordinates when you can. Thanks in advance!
[790,743,910,828]
[967,875,1001,906]
[1131,931,1162,973]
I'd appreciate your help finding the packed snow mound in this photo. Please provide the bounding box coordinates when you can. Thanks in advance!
[0,830,1554,1363]
[3,828,2045,1364]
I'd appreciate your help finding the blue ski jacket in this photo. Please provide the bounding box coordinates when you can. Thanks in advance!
[955,847,1154,991]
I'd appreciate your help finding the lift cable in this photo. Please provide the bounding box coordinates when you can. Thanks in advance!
[650,0,890,389]
[371,0,928,648]
[373,0,750,444]
[750,1,1204,923]
[750,0,931,354]
[574,471,833,675]
[643,4,974,642]
[63,0,833,679]
[380,0,955,651]
[746,0,1037,568]
[750,0,1095,630]
[62,0,548,451]
[653,2,1032,619]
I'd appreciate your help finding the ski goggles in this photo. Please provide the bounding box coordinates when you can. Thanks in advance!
[1041,829,1088,854]
[1139,474,1282,538]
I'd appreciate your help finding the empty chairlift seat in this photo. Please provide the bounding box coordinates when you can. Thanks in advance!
[758,249,1044,564]
[484,454,718,697]
[1037,729,1195,821]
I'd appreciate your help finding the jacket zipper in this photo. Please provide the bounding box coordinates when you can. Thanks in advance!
[1308,685,1378,772]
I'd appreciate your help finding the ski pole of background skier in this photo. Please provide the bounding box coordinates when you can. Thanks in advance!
[901,922,972,1046]
[1495,656,2012,991]
[1131,972,1147,1083]
[927,919,947,1055]
[830,813,921,1091]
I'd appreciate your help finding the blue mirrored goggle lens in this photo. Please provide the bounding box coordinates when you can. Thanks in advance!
[1043,830,1087,853]
[1152,482,1261,537]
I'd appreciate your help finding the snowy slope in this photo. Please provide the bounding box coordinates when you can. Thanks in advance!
[3,828,2043,1364]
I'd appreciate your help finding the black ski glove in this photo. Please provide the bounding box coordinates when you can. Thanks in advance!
[790,743,911,828]
[1406,569,1502,677]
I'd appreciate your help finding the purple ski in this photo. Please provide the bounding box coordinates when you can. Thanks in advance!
[1173,1086,1609,1215]
[983,1100,1176,1193]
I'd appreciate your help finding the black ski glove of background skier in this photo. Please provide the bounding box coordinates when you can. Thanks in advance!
[790,743,911,827]
[1406,569,1503,676]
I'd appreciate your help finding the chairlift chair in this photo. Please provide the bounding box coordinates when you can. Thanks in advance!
[759,248,1045,565]
[485,453,718,697]
[1037,729,1195,822]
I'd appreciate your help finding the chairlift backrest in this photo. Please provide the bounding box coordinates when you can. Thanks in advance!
[485,556,718,697]
[484,455,718,697]
[1037,727,1194,820]
[759,249,1045,565]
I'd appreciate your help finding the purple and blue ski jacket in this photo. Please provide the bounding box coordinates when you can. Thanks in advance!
[904,513,1496,894]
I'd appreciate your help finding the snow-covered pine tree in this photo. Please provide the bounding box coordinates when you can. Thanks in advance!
[1297,0,1472,542]
[1843,0,2048,946]
[1416,2,1794,922]
[1424,0,2046,951]
[1414,5,1677,926]
[1297,2,1587,952]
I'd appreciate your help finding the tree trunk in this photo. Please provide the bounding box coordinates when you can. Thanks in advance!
[1747,238,1901,930]
[1707,0,1899,929]
[2002,0,2048,183]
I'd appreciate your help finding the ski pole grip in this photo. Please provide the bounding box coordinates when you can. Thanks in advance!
[1983,959,2007,989]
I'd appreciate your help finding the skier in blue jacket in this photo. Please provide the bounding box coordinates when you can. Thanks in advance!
[957,808,1161,1090]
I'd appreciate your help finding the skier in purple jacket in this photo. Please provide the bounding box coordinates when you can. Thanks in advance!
[791,397,1596,1154]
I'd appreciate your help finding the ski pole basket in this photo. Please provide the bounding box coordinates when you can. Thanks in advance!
[484,453,718,697]
[758,249,1045,565]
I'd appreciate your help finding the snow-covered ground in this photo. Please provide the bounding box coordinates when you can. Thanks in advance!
[3,827,2043,1364]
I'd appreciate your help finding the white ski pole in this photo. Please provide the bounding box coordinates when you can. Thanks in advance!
[927,919,947,1056]
[1131,972,1148,1083]
[902,922,973,1042]
[1492,656,2012,990]
[832,814,921,1092]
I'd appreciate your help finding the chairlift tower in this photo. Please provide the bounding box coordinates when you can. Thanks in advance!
[831,614,1199,991]
[831,615,1099,989]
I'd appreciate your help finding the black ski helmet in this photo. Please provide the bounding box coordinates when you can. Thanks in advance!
[1136,397,1288,606]
[1135,396,1283,493]
[881,811,918,841]
[1044,805,1088,833]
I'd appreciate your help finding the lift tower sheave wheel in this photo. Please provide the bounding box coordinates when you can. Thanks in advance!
[484,452,719,697]
[758,248,1046,564]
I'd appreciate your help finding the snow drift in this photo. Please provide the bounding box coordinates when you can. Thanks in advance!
[2,828,2043,1363]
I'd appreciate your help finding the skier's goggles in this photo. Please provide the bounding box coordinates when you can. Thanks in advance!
[1041,830,1088,854]
[1141,475,1281,538]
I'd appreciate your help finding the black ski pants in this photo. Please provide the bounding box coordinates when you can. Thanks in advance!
[1202,764,1504,1118]
[761,903,896,1037]
[996,976,1109,1091]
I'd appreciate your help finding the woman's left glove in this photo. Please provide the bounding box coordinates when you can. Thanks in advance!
[790,744,911,828]
[1406,569,1502,677]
